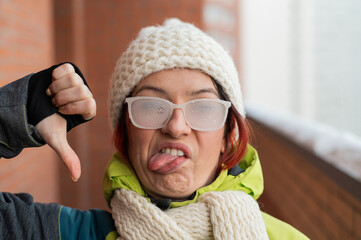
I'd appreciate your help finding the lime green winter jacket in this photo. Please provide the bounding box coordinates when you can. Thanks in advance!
[103,145,310,239]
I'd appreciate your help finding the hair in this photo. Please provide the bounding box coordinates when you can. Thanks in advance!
[213,80,250,171]
[113,79,250,172]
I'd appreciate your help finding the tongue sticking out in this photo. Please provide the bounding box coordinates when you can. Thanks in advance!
[149,153,187,174]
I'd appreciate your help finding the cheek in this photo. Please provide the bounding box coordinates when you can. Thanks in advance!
[196,129,225,168]
[126,118,151,164]
[126,117,160,178]
[198,129,225,154]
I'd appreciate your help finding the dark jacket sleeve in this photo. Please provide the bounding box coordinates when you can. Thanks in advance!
[0,74,45,158]
[0,192,61,240]
[0,192,116,240]
[59,206,116,240]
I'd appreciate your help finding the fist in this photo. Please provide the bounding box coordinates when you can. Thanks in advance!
[47,63,96,120]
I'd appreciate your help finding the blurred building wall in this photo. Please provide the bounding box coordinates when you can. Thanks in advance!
[0,0,240,210]
[242,0,361,138]
[0,0,60,203]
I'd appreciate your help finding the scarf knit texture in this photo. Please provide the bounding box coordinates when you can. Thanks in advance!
[111,188,269,240]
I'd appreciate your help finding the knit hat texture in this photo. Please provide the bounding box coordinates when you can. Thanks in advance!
[109,18,244,129]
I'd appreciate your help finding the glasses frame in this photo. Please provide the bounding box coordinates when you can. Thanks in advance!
[125,96,231,131]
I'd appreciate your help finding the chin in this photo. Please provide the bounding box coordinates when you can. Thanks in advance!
[160,173,195,196]
[146,178,196,200]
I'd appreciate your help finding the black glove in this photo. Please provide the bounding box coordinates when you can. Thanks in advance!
[27,62,91,131]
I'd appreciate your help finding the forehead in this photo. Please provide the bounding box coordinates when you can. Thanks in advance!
[133,69,218,97]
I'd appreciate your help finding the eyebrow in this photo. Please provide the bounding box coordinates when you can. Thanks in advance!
[134,85,219,97]
[189,88,219,97]
[134,85,167,96]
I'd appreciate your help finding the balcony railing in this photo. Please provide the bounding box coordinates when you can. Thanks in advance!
[247,107,361,240]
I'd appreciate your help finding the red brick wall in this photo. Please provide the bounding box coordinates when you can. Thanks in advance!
[251,119,361,239]
[51,0,94,209]
[0,0,59,203]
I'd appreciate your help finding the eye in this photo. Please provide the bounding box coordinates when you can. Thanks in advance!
[155,105,166,114]
[197,103,213,111]
[192,101,214,114]
[137,99,168,115]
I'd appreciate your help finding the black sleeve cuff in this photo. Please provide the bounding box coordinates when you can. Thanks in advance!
[27,62,90,131]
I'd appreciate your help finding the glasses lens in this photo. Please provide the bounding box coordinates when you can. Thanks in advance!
[185,100,228,131]
[130,98,171,129]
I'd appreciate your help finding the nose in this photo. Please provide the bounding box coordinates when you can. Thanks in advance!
[161,108,192,137]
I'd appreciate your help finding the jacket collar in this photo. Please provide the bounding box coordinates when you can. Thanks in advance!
[103,145,264,209]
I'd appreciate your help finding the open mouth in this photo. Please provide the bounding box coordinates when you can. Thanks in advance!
[160,148,185,157]
[148,144,191,174]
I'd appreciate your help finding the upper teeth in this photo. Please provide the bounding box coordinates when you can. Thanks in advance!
[161,148,185,157]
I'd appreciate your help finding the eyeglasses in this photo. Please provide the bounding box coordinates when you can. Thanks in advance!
[125,96,231,131]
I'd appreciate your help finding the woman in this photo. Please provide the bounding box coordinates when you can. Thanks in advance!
[0,19,309,239]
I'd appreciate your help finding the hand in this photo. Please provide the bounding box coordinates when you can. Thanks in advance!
[35,113,81,181]
[48,63,96,120]
[35,63,96,181]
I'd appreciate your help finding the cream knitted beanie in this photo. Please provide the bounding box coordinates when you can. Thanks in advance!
[109,18,244,129]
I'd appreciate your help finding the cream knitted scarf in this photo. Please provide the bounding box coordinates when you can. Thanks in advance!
[111,188,269,240]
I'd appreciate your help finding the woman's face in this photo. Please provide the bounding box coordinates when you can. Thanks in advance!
[126,69,226,200]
